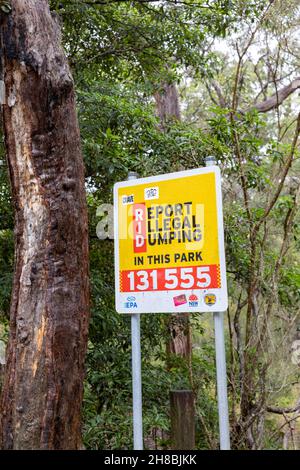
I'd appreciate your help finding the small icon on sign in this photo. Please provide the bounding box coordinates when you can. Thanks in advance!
[127,296,136,302]
[189,294,199,307]
[189,294,198,302]
[173,294,187,307]
[122,194,134,205]
[144,186,159,200]
[204,294,216,306]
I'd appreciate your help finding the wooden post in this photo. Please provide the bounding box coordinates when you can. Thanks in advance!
[170,390,195,450]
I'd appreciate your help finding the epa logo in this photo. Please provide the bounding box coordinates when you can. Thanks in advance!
[124,296,138,309]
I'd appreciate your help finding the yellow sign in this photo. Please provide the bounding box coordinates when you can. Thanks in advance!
[114,167,227,313]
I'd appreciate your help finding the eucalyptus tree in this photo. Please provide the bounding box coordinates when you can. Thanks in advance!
[0,0,89,449]
[182,0,300,449]
[0,0,273,451]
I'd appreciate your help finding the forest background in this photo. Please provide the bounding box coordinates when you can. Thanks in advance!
[0,0,300,450]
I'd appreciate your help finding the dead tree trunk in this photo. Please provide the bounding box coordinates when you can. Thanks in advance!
[154,80,195,449]
[154,82,181,130]
[167,313,192,358]
[154,82,192,371]
[0,1,89,449]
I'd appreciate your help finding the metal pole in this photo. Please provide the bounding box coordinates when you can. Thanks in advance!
[205,156,230,450]
[127,171,143,450]
[214,312,230,450]
[131,313,143,450]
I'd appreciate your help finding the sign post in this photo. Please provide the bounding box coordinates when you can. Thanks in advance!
[214,311,230,449]
[127,172,143,451]
[205,157,230,450]
[114,164,230,450]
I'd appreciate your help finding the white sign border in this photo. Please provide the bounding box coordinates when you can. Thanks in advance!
[114,166,228,314]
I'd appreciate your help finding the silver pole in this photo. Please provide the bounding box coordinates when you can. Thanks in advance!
[127,171,143,450]
[214,312,230,450]
[131,313,143,450]
[205,156,230,450]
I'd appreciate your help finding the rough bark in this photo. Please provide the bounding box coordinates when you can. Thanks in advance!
[154,82,181,129]
[0,0,89,449]
[167,313,192,359]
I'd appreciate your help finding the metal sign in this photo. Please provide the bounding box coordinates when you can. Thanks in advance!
[114,167,228,314]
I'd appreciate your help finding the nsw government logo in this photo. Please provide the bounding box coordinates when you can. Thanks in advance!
[189,294,199,307]
[124,296,138,309]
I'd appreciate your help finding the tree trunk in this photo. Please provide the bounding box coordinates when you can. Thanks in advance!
[167,313,192,359]
[0,0,89,450]
[154,80,195,448]
[154,82,192,373]
[154,82,181,129]
[154,81,191,365]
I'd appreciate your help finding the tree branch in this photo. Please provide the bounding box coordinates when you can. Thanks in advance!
[252,111,300,236]
[250,77,300,113]
[211,80,227,108]
[267,405,300,415]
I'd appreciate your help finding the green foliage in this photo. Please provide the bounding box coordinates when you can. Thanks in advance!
[278,265,300,308]
[0,146,13,320]
[50,0,239,84]
[0,230,13,317]
[77,80,208,199]
[0,0,298,451]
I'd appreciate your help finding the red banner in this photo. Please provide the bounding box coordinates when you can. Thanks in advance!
[120,264,220,292]
[133,203,147,253]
